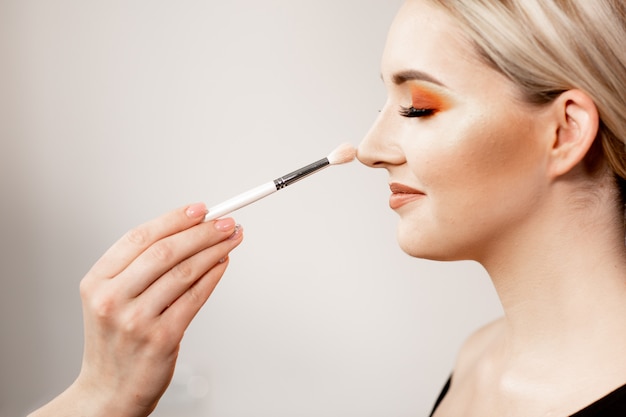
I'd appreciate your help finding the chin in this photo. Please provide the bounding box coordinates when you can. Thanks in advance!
[396,222,462,262]
[397,224,436,260]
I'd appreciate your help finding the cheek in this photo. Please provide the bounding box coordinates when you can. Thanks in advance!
[413,109,543,237]
[400,111,546,256]
[422,111,543,194]
[476,114,545,187]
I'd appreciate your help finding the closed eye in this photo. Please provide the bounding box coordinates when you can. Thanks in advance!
[399,105,435,118]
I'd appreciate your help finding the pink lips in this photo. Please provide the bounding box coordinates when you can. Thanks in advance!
[389,182,425,209]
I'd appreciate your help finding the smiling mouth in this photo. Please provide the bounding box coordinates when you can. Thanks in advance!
[389,182,425,210]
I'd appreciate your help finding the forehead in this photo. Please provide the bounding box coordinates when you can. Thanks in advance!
[381,0,483,88]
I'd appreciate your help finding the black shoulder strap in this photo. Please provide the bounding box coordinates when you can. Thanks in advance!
[429,375,452,417]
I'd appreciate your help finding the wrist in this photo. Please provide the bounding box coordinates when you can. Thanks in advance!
[71,375,156,417]
[28,378,154,417]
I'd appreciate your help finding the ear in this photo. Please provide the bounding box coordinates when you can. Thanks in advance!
[547,89,600,178]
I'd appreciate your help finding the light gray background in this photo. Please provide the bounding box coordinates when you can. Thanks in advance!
[0,1,502,416]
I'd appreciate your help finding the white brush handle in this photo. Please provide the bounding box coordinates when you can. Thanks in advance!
[204,181,277,221]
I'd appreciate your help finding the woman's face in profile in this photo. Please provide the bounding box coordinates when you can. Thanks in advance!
[358,0,553,262]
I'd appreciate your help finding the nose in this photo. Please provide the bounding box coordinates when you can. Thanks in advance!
[357,103,405,168]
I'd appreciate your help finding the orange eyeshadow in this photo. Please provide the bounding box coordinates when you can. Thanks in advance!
[409,83,451,113]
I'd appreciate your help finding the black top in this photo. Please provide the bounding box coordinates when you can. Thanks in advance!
[429,376,626,416]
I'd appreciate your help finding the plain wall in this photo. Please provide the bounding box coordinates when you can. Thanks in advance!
[0,1,502,416]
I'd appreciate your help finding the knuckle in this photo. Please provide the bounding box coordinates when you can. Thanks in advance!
[79,277,92,300]
[120,308,146,335]
[172,260,194,282]
[151,326,174,346]
[188,286,201,304]
[88,290,118,321]
[186,280,207,306]
[125,226,148,246]
[150,241,174,263]
[121,315,140,335]
[143,327,178,355]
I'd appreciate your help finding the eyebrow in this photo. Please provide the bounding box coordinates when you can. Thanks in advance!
[385,69,446,87]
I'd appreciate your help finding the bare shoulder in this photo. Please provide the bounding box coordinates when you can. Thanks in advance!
[431,318,506,416]
[452,317,504,378]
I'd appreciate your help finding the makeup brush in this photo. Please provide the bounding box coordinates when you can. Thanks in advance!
[204,143,356,221]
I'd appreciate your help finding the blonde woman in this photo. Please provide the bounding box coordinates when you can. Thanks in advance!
[30,0,626,416]
[358,0,626,415]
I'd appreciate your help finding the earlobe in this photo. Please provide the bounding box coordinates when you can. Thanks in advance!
[548,89,600,178]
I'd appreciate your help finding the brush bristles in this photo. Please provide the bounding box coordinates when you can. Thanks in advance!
[327,143,357,165]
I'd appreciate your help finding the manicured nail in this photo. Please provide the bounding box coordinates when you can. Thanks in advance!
[214,217,236,232]
[186,203,208,218]
[218,256,228,264]
[228,224,242,240]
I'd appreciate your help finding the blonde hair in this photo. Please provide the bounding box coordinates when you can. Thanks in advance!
[428,0,626,198]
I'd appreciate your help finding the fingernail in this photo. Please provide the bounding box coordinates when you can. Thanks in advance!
[186,203,208,219]
[228,224,242,240]
[214,217,236,232]
[218,256,228,264]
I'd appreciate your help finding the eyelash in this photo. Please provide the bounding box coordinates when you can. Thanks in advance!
[399,106,435,118]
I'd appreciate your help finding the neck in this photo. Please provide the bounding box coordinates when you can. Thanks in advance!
[479,192,626,357]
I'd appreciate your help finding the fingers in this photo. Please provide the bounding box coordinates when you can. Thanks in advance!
[114,218,239,298]
[81,202,245,343]
[88,203,209,280]
[162,253,236,333]
[74,203,245,416]
[141,224,244,316]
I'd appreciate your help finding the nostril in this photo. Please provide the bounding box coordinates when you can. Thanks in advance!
[356,145,385,168]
